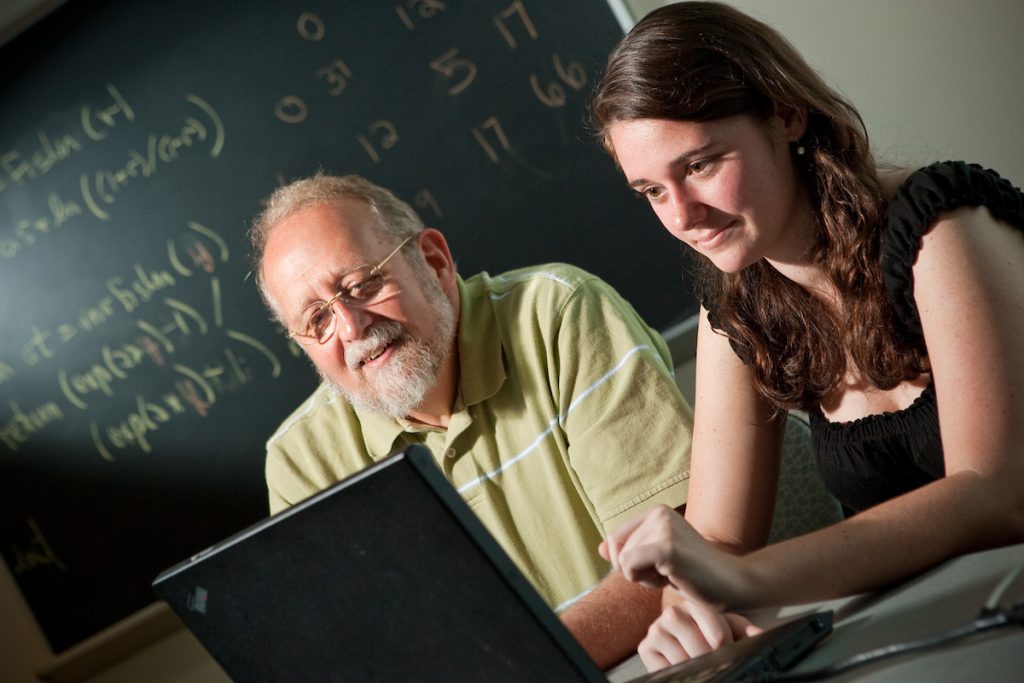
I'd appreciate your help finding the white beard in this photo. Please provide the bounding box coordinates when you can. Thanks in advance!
[320,280,456,420]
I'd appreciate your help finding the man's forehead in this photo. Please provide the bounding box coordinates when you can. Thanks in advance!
[275,199,384,254]
[298,197,376,233]
[263,200,383,296]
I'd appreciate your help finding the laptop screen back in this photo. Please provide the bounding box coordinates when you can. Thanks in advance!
[153,445,605,682]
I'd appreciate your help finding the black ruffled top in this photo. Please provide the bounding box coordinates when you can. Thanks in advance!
[811,161,1024,514]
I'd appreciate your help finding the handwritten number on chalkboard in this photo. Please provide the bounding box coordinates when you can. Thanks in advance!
[529,54,587,108]
[317,59,353,96]
[414,190,443,218]
[471,116,510,163]
[494,1,538,49]
[357,120,400,163]
[297,12,325,41]
[430,48,477,95]
[396,0,447,30]
[274,95,307,124]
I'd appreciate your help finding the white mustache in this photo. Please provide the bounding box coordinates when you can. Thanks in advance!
[344,322,405,370]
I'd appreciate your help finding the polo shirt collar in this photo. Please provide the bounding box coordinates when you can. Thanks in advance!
[359,408,409,458]
[357,274,506,457]
[453,273,506,407]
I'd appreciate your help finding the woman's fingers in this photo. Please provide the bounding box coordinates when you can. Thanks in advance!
[617,538,677,588]
[724,612,764,639]
[637,600,742,672]
[602,505,665,571]
[612,505,683,572]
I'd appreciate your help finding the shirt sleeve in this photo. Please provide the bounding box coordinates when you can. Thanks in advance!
[551,275,694,533]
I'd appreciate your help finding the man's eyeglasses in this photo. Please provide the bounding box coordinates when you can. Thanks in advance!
[288,235,415,345]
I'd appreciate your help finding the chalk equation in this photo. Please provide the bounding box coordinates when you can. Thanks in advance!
[0,89,225,259]
[1,219,283,462]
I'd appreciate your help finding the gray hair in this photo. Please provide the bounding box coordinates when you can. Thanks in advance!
[248,173,426,318]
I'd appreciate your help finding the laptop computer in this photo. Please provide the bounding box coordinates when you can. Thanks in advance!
[153,444,831,682]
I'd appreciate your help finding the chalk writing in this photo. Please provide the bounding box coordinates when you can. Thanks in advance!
[5,289,282,459]
[0,132,82,193]
[274,94,307,124]
[0,362,14,385]
[14,220,229,379]
[494,0,537,49]
[0,192,83,259]
[414,189,442,218]
[19,264,174,369]
[430,47,476,95]
[168,221,228,277]
[21,327,56,367]
[81,95,224,221]
[1,93,223,261]
[55,284,216,411]
[529,54,587,108]
[10,518,68,575]
[80,84,136,142]
[89,332,281,462]
[317,59,353,96]
[0,401,64,452]
[58,333,167,410]
[396,0,447,31]
[108,264,177,314]
[297,12,325,41]
[2,234,282,458]
[471,115,510,163]
[92,392,174,459]
[0,84,132,194]
[357,120,399,163]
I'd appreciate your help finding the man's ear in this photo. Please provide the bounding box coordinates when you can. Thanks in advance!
[773,101,808,143]
[416,228,458,294]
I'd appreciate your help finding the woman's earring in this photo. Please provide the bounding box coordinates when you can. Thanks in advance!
[795,144,807,156]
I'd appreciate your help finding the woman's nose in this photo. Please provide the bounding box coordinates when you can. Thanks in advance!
[664,186,704,234]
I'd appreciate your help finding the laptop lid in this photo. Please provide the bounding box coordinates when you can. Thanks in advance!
[152,444,606,682]
[154,444,831,682]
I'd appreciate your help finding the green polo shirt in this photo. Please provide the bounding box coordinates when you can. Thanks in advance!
[265,263,692,611]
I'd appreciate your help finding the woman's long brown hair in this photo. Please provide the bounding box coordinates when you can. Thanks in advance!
[591,1,926,412]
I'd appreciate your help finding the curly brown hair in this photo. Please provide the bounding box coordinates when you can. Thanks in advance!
[591,1,926,411]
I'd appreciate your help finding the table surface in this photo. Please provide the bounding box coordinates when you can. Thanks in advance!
[606,543,1024,682]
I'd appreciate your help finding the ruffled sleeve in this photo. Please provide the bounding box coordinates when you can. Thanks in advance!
[881,161,1024,346]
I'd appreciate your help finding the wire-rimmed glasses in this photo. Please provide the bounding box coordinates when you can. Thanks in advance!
[287,235,415,345]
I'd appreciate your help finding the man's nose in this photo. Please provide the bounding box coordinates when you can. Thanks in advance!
[331,299,373,342]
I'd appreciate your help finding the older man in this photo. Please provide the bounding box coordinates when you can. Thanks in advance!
[250,173,692,668]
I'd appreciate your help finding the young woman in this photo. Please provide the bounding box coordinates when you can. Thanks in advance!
[590,1,1024,672]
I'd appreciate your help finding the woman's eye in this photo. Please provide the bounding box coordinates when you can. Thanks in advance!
[640,186,664,201]
[689,159,713,176]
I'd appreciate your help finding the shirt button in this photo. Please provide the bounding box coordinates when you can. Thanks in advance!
[445,447,457,459]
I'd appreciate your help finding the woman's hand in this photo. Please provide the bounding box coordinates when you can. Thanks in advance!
[600,505,766,671]
[599,504,755,609]
[637,599,762,672]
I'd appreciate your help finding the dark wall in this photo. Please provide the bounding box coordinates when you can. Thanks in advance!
[0,0,692,652]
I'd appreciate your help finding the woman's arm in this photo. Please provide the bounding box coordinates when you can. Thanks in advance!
[602,309,782,670]
[608,207,1024,612]
[685,308,786,551]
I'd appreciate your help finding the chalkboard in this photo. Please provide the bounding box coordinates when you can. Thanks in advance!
[0,0,692,653]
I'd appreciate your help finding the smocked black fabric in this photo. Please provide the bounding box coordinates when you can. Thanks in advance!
[812,162,1024,514]
[810,381,944,515]
[881,161,1024,348]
